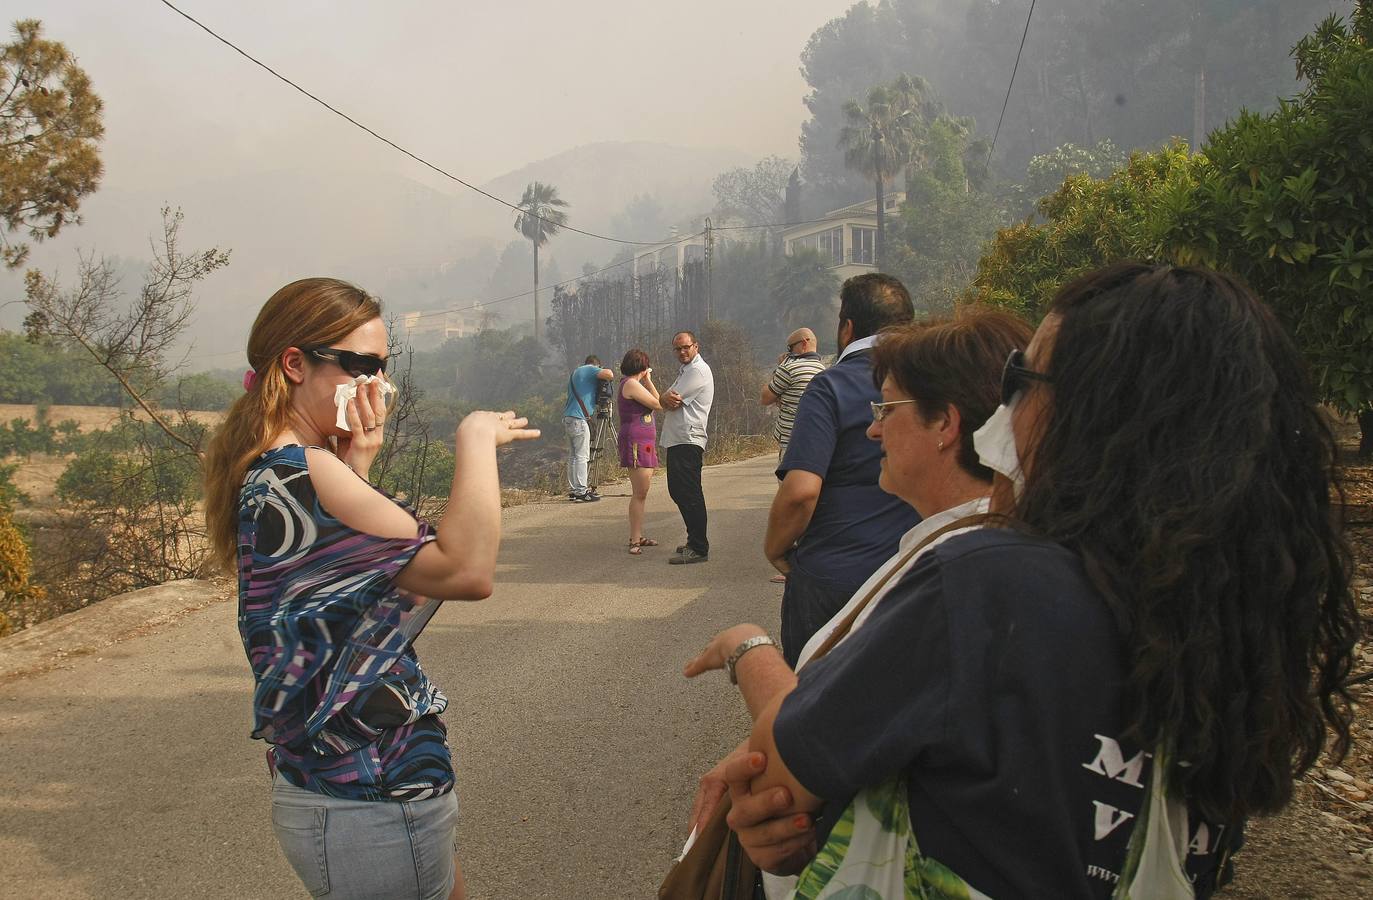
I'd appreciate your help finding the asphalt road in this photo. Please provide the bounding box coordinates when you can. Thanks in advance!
[0,453,784,900]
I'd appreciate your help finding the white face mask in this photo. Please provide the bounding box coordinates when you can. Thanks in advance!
[973,394,1025,499]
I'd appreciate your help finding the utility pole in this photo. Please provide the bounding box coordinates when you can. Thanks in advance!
[703,217,714,324]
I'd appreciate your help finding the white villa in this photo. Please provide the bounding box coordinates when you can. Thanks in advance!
[396,308,484,347]
[782,192,905,281]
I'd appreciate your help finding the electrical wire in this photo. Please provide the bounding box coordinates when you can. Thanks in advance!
[985,0,1038,169]
[157,0,667,246]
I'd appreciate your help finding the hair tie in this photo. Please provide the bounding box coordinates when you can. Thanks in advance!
[243,369,258,391]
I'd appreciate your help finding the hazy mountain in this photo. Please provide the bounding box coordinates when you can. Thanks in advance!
[1,140,751,366]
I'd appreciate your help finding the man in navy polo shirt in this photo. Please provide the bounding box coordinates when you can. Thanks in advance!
[764,273,921,665]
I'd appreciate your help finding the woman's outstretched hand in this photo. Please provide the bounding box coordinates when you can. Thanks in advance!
[458,410,541,447]
[684,624,769,678]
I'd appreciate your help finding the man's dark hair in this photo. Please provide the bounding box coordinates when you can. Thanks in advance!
[584,355,601,367]
[838,273,914,339]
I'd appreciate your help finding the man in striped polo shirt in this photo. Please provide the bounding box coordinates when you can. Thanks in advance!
[762,327,826,461]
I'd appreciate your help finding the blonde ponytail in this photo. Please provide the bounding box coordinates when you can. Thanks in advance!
[202,278,382,572]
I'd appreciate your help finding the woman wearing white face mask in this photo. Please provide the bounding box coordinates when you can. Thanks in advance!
[683,264,1358,899]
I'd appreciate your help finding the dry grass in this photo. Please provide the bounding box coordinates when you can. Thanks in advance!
[0,403,222,432]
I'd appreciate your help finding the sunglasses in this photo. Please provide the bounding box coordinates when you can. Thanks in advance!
[306,347,388,378]
[1000,348,1052,405]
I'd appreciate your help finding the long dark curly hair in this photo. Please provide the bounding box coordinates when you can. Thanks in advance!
[1016,262,1358,823]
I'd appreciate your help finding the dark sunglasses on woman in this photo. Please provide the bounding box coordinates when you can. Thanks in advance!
[305,347,388,378]
[1000,348,1052,406]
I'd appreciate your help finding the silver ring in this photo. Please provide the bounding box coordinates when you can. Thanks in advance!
[364,425,378,432]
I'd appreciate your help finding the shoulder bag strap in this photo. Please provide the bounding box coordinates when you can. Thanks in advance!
[569,372,593,419]
[809,513,989,663]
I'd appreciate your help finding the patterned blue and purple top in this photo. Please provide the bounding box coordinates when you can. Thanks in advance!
[237,445,453,802]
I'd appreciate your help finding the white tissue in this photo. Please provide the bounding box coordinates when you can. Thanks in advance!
[334,375,396,431]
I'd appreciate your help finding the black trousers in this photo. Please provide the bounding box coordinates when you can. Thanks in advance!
[666,443,708,555]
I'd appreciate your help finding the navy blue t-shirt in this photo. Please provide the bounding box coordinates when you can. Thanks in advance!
[774,529,1236,899]
[779,346,917,590]
[777,348,920,590]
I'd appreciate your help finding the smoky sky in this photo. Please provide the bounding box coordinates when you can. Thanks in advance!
[27,0,862,195]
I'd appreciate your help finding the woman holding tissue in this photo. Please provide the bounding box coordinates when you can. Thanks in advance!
[203,277,538,900]
[617,347,661,554]
[685,264,1358,898]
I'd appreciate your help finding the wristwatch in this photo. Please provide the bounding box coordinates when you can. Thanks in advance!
[726,635,778,685]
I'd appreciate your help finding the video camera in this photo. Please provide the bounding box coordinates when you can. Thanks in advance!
[594,376,614,417]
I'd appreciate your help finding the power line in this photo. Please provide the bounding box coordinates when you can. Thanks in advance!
[157,0,665,247]
[985,0,1038,169]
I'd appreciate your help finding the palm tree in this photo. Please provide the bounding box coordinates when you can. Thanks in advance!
[837,74,930,269]
[513,181,569,343]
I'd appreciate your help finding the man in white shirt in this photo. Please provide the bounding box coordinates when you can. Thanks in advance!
[660,330,715,564]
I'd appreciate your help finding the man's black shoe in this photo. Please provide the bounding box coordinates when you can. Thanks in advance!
[669,547,709,565]
[581,492,601,502]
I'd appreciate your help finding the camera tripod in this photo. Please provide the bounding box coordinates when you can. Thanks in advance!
[586,400,616,492]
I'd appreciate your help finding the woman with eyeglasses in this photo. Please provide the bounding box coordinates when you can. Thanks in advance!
[679,306,1031,893]
[203,277,538,900]
[684,264,1358,898]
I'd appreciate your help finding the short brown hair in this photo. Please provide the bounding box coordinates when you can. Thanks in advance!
[871,306,1033,482]
[620,348,650,376]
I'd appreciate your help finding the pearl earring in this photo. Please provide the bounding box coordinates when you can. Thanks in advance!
[937,440,944,451]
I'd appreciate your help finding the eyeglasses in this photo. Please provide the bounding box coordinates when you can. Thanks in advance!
[1000,348,1052,405]
[787,339,805,352]
[305,347,388,377]
[870,399,919,422]
[673,343,696,352]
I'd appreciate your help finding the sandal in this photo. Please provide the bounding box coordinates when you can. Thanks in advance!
[636,537,658,547]
[628,542,644,555]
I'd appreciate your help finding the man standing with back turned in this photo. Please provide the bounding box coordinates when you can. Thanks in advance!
[661,330,714,564]
[564,355,614,502]
[765,274,921,664]
[761,326,825,461]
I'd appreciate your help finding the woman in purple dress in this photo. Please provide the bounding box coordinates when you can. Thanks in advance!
[618,348,662,554]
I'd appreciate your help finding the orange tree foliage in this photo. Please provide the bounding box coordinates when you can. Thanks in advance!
[0,506,45,637]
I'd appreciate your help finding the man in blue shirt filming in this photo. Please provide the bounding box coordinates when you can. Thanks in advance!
[564,355,615,502]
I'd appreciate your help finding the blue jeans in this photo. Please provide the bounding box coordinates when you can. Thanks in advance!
[564,415,591,495]
[271,773,459,899]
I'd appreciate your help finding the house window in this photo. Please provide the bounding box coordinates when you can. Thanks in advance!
[789,226,843,266]
[852,227,875,264]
